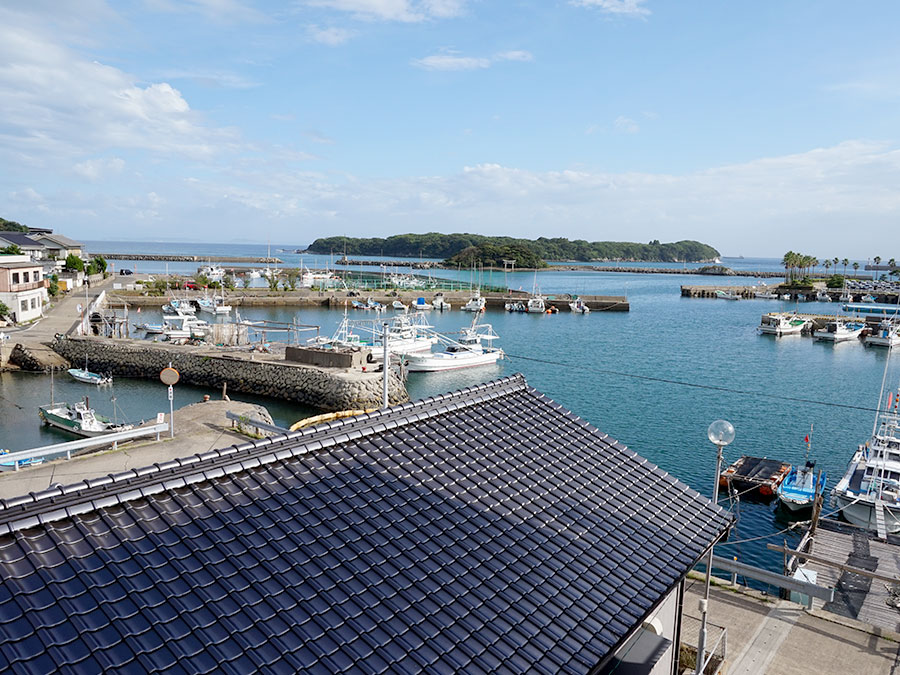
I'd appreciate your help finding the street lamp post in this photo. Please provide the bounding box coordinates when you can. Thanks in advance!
[695,419,734,675]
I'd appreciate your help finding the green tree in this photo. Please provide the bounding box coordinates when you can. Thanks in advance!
[842,258,849,276]
[266,273,280,291]
[222,275,236,291]
[1,244,23,255]
[0,301,9,318]
[853,261,860,275]
[91,256,107,274]
[64,254,84,272]
[48,274,59,297]
[285,269,299,291]
[0,217,28,233]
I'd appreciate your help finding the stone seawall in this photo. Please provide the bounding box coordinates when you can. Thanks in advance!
[51,336,409,411]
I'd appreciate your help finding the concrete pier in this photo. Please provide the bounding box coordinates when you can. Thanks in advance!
[51,335,408,411]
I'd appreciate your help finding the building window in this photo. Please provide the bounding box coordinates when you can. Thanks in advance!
[20,300,27,313]
[22,271,30,283]
[34,271,40,282]
[12,273,19,284]
[30,298,36,309]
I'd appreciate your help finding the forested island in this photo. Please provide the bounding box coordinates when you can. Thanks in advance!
[307,234,719,267]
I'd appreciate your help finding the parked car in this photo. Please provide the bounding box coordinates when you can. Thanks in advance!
[119,269,133,276]
[183,282,199,290]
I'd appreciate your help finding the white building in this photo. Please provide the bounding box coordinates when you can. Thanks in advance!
[0,255,48,323]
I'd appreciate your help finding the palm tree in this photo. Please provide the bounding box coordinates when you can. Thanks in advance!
[853,261,860,277]
[874,256,882,280]
[842,258,849,276]
[890,258,896,271]
[824,260,831,275]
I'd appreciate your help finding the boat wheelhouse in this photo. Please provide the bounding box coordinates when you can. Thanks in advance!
[758,312,808,336]
[866,320,900,348]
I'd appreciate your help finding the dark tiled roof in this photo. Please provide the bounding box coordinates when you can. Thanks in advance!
[0,233,45,248]
[0,375,730,674]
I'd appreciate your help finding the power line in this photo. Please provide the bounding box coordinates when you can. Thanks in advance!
[504,352,889,414]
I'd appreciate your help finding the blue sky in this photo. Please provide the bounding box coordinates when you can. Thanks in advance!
[2,1,900,257]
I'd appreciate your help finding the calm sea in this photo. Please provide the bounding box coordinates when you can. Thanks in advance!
[1,242,890,577]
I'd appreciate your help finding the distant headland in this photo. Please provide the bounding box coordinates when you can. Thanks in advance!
[305,233,720,268]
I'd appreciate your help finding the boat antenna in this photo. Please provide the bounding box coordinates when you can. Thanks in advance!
[873,346,893,437]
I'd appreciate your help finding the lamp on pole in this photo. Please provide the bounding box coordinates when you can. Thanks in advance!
[695,419,734,675]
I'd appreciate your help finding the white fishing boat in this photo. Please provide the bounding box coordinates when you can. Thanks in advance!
[432,293,451,311]
[866,320,900,348]
[505,301,526,312]
[247,269,261,279]
[754,289,779,299]
[391,300,408,311]
[568,298,590,314]
[405,319,503,372]
[39,400,134,438]
[813,320,866,342]
[67,368,112,386]
[197,295,232,315]
[162,298,196,315]
[780,293,791,301]
[462,292,486,312]
[199,264,225,282]
[815,290,832,302]
[412,297,433,311]
[526,295,546,313]
[308,313,437,359]
[832,368,900,535]
[862,294,877,303]
[133,322,165,334]
[715,289,741,301]
[758,312,809,336]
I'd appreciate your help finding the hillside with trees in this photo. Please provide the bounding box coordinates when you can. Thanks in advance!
[307,233,719,264]
[0,217,28,233]
[445,243,547,269]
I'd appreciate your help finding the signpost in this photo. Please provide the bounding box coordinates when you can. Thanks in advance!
[159,365,180,438]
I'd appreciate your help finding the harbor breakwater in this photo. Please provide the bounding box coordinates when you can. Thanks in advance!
[96,254,282,264]
[51,336,409,411]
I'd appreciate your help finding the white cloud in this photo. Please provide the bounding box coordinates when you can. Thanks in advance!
[413,49,533,71]
[305,0,465,22]
[307,24,357,45]
[0,11,239,164]
[572,0,650,17]
[144,0,266,23]
[155,68,260,89]
[614,115,639,133]
[73,157,125,181]
[413,54,490,71]
[495,50,533,63]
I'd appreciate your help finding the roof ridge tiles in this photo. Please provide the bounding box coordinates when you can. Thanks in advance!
[0,374,530,533]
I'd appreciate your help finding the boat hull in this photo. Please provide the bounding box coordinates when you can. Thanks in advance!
[406,351,502,372]
[813,330,862,342]
[834,492,900,533]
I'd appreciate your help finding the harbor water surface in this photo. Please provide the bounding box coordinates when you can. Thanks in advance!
[0,245,891,576]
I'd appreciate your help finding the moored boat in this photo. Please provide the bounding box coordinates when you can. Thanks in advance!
[758,312,809,336]
[777,461,827,512]
[0,449,43,469]
[505,301,526,312]
[391,300,408,311]
[432,293,451,311]
[815,290,832,302]
[412,297,433,311]
[569,298,591,313]
[405,319,503,372]
[526,295,546,313]
[866,320,900,348]
[462,292,486,312]
[813,320,866,342]
[832,376,900,535]
[720,456,791,499]
[715,289,741,301]
[39,400,134,438]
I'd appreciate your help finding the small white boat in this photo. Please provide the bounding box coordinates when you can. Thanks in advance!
[813,320,866,342]
[866,320,900,348]
[797,294,808,302]
[777,461,826,512]
[134,323,165,334]
[67,368,112,385]
[780,293,791,300]
[199,264,225,282]
[862,294,877,303]
[162,298,196,315]
[247,269,261,279]
[462,293,486,312]
[432,293,451,311]
[391,300,408,311]
[568,298,591,314]
[715,289,741,301]
[815,290,832,302]
[405,319,503,372]
[197,295,231,315]
[758,312,809,336]
[412,297,433,311]
[526,295,546,313]
[505,301,526,312]
[754,290,779,299]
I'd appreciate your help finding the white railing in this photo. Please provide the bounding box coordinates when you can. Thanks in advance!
[1,423,169,471]
[78,289,106,335]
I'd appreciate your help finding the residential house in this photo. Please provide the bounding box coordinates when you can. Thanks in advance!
[0,232,47,261]
[0,375,731,673]
[0,255,48,323]
[29,233,84,261]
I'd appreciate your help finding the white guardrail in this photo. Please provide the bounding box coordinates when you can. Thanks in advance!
[1,423,170,471]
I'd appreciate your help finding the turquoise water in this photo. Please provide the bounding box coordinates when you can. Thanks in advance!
[4,243,893,577]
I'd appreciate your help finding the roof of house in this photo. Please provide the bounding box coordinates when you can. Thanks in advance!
[0,375,730,674]
[0,232,46,249]
[0,260,43,269]
[29,233,83,248]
